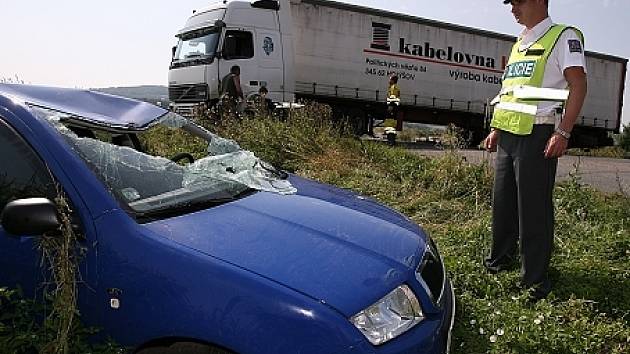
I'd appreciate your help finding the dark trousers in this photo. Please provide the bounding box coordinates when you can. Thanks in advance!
[486,125,557,294]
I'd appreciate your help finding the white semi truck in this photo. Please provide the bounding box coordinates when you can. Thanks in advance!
[168,0,627,146]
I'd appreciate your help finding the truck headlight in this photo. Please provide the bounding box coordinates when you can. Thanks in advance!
[350,285,424,345]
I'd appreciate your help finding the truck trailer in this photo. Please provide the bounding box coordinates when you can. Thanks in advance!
[168,0,627,146]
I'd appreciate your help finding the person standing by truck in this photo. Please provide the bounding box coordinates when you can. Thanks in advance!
[483,0,587,301]
[220,65,244,115]
[257,86,275,115]
[383,75,401,145]
[386,74,400,121]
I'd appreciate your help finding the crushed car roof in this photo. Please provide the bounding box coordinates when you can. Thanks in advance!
[0,84,168,130]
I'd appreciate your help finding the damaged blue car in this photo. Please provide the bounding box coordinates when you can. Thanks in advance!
[0,84,454,353]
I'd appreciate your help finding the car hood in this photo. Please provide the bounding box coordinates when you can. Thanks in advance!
[143,175,426,316]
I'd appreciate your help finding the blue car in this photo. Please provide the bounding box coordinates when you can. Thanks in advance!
[0,84,454,354]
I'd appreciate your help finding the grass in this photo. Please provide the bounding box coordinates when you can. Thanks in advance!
[567,146,629,159]
[0,287,120,354]
[203,104,629,353]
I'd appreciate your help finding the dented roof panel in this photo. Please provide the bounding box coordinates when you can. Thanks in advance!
[0,84,167,130]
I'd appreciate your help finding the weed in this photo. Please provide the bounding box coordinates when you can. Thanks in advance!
[567,146,627,159]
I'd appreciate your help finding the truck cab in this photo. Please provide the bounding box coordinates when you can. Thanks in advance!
[168,0,295,116]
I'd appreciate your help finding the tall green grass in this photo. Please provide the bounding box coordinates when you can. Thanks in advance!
[202,104,629,354]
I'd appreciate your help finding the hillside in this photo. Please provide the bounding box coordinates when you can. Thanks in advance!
[94,85,168,105]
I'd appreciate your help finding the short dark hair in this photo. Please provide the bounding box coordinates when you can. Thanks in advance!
[230,65,240,75]
[505,0,548,6]
[259,86,268,94]
[390,75,398,84]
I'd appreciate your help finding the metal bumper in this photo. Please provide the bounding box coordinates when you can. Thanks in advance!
[169,103,204,118]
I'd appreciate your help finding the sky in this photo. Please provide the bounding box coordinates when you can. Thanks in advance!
[1,0,628,127]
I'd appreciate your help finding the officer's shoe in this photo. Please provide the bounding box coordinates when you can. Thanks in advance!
[483,256,518,274]
[522,282,552,303]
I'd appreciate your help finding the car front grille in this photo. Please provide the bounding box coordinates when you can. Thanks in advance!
[416,238,446,306]
[168,84,208,103]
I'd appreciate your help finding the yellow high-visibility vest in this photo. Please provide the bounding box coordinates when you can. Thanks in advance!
[388,84,400,99]
[491,25,584,135]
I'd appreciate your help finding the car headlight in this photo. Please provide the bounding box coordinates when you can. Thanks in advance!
[350,285,424,345]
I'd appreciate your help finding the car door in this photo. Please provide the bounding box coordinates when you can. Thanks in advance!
[0,117,58,296]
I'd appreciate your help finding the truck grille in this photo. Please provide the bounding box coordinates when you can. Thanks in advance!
[168,84,208,103]
[171,104,199,118]
[416,238,445,306]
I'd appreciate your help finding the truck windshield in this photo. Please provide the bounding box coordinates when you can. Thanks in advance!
[33,108,296,220]
[172,28,220,66]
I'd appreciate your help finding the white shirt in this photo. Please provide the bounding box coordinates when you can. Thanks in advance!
[518,17,587,119]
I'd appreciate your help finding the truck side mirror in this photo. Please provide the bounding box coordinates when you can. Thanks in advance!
[172,46,177,59]
[1,198,60,237]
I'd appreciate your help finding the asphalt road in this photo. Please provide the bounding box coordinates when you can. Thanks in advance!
[406,144,630,195]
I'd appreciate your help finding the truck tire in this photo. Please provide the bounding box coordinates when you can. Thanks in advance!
[136,342,234,354]
[573,132,598,148]
[469,129,486,148]
[347,107,368,135]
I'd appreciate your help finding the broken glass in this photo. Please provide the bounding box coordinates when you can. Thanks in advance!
[31,107,296,216]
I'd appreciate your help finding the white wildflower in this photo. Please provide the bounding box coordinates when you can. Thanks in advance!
[479,327,485,335]
[497,328,505,336]
[490,334,498,343]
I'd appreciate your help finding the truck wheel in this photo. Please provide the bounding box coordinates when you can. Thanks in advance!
[137,342,234,354]
[346,107,367,135]
[468,130,485,148]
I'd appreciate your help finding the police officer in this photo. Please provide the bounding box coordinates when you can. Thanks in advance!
[484,0,587,301]
[384,75,401,145]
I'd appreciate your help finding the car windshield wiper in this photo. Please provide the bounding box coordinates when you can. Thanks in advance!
[134,188,256,222]
[134,198,234,222]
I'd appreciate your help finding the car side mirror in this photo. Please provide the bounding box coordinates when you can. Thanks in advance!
[1,198,60,237]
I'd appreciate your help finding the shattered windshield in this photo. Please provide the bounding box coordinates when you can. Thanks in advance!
[32,107,296,219]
